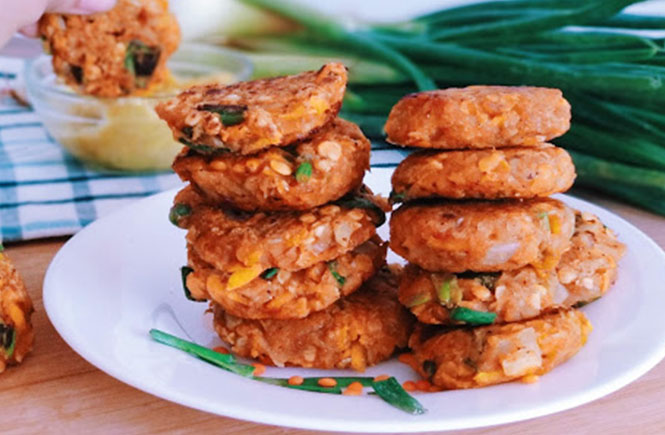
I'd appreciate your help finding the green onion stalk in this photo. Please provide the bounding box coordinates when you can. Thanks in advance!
[150,329,426,415]
[187,0,665,215]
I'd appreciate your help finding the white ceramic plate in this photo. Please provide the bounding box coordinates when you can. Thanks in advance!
[44,168,665,433]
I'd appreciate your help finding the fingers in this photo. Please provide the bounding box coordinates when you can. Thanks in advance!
[46,0,117,14]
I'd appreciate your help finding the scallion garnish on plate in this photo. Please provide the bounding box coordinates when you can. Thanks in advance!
[149,329,426,415]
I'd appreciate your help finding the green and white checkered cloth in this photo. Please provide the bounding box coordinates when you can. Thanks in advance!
[0,55,407,242]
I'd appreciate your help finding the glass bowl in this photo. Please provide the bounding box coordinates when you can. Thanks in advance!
[24,43,253,173]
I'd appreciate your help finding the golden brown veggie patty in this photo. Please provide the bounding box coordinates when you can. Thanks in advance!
[172,118,370,211]
[391,146,576,201]
[156,62,347,155]
[39,0,180,97]
[409,309,591,389]
[398,209,624,325]
[173,185,382,273]
[186,237,387,319]
[384,86,571,150]
[390,198,575,273]
[213,266,414,371]
[0,251,34,373]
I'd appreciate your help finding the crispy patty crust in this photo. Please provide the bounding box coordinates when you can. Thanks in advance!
[173,118,370,211]
[385,86,571,150]
[173,185,382,273]
[557,211,626,306]
[390,199,575,273]
[409,310,591,389]
[39,0,180,97]
[213,266,414,371]
[399,264,561,325]
[398,210,624,325]
[0,251,34,373]
[186,237,386,319]
[156,63,347,155]
[391,146,576,201]
[399,205,625,325]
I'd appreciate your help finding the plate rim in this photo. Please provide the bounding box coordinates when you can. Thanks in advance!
[43,177,665,432]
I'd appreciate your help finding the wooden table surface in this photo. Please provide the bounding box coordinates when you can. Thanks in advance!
[2,191,665,435]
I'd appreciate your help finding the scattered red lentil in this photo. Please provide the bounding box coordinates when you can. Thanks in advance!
[288,376,304,386]
[343,381,364,396]
[373,374,390,382]
[252,363,266,376]
[212,346,230,354]
[402,380,417,392]
[397,353,420,372]
[416,380,431,391]
[318,378,338,388]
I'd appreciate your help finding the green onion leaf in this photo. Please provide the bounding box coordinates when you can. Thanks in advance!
[295,161,313,183]
[178,138,224,155]
[0,324,16,359]
[180,266,204,302]
[450,307,497,325]
[70,65,83,84]
[422,360,437,378]
[457,271,501,291]
[150,330,426,415]
[261,267,279,280]
[257,376,375,394]
[372,377,427,415]
[463,357,478,370]
[406,293,431,308]
[125,40,161,82]
[436,277,455,304]
[150,329,256,377]
[197,104,247,126]
[572,296,601,308]
[476,274,500,291]
[335,195,387,227]
[169,203,191,227]
[0,243,4,252]
[181,126,194,139]
[327,261,346,287]
[389,190,407,204]
[537,211,551,233]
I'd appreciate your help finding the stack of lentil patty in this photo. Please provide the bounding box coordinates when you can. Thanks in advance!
[386,86,625,389]
[156,63,413,372]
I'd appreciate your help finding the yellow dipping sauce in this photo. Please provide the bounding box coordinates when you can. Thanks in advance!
[50,72,235,172]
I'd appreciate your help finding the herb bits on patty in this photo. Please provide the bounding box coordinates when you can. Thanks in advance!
[387,85,624,390]
[160,64,411,372]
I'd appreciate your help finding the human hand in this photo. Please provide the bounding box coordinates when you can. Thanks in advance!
[1,0,117,49]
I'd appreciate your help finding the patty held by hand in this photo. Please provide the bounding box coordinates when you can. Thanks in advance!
[39,0,180,97]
